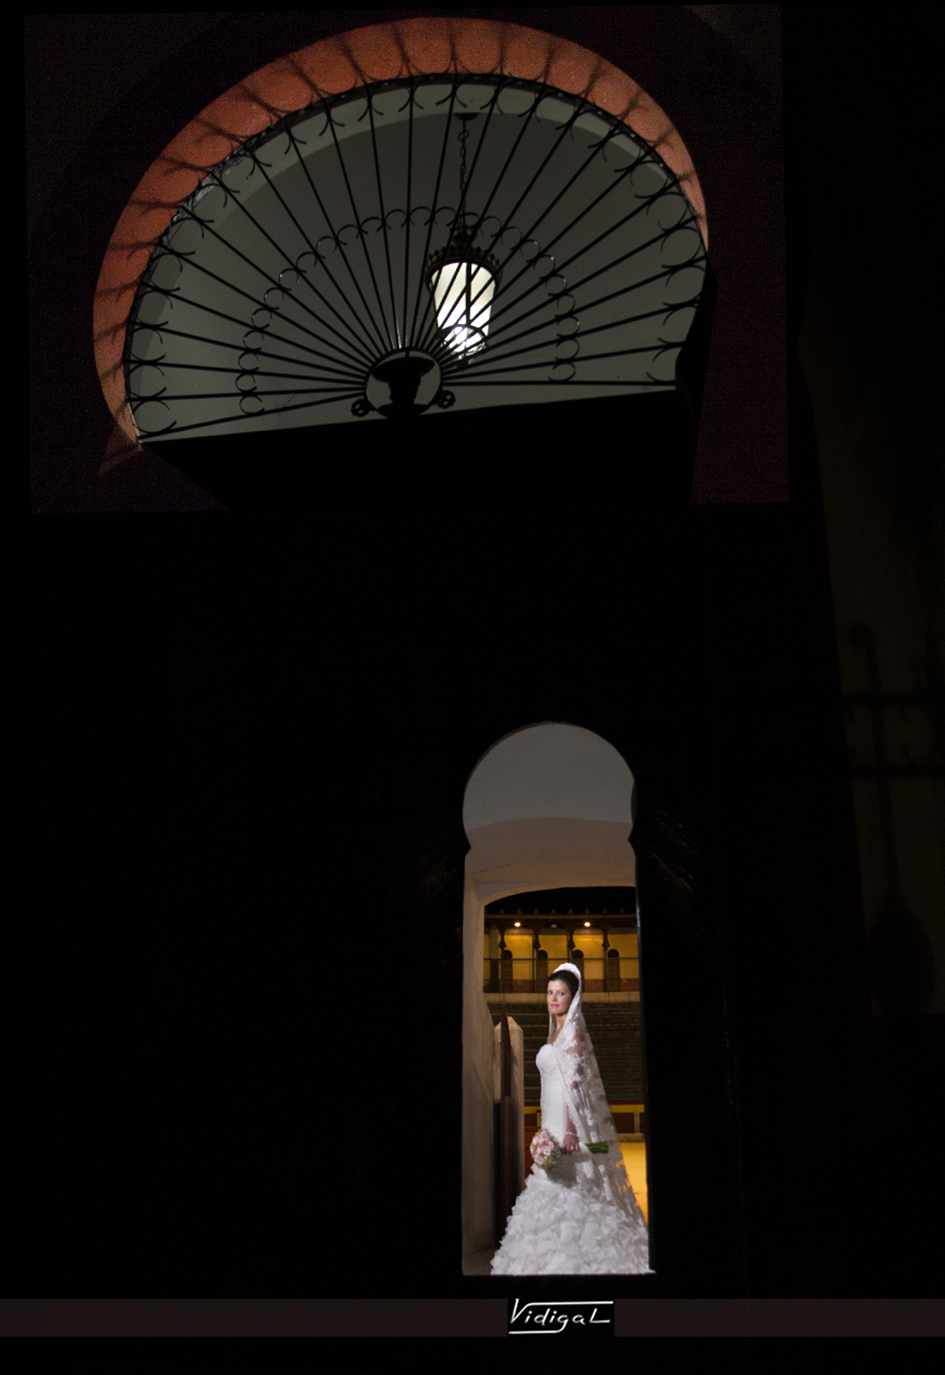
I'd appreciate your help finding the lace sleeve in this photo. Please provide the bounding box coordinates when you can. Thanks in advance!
[563,1028,586,1093]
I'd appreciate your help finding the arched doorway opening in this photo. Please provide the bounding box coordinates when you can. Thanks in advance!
[461,720,650,1274]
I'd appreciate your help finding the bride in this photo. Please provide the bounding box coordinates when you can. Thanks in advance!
[490,962,652,1275]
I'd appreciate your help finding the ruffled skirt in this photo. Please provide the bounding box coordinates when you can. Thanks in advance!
[490,1155,652,1275]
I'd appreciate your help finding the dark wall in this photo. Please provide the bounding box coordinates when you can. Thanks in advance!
[36,493,875,1300]
[145,389,702,510]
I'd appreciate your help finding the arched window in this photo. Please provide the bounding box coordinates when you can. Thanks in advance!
[86,16,716,506]
[31,9,787,511]
[123,72,706,440]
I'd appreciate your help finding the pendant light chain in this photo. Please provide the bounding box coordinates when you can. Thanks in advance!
[458,116,470,225]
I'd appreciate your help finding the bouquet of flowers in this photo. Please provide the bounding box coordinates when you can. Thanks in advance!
[530,1128,561,1170]
[530,1128,610,1169]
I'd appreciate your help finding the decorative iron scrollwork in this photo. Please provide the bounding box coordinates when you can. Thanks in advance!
[124,72,707,439]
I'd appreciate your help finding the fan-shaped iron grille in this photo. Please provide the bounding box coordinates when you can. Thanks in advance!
[124,73,707,437]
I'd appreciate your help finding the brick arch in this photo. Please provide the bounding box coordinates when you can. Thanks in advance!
[93,16,707,447]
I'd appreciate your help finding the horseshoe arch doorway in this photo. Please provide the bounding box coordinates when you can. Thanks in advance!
[461,721,649,1274]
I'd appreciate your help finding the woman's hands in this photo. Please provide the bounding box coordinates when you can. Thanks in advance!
[562,1126,580,1155]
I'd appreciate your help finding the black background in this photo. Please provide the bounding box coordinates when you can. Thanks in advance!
[30,5,945,1362]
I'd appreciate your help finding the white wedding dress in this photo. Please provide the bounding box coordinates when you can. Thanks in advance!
[490,1040,652,1275]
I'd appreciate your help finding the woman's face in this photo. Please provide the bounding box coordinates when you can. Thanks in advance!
[547,980,573,1018]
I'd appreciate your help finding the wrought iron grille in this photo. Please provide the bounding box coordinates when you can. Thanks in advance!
[124,73,707,438]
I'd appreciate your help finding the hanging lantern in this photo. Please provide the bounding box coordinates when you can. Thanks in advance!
[427,217,502,357]
[426,114,501,359]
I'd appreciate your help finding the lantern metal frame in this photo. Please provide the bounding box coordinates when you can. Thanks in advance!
[425,214,504,360]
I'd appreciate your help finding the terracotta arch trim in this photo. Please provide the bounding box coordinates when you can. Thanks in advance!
[94,16,707,446]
